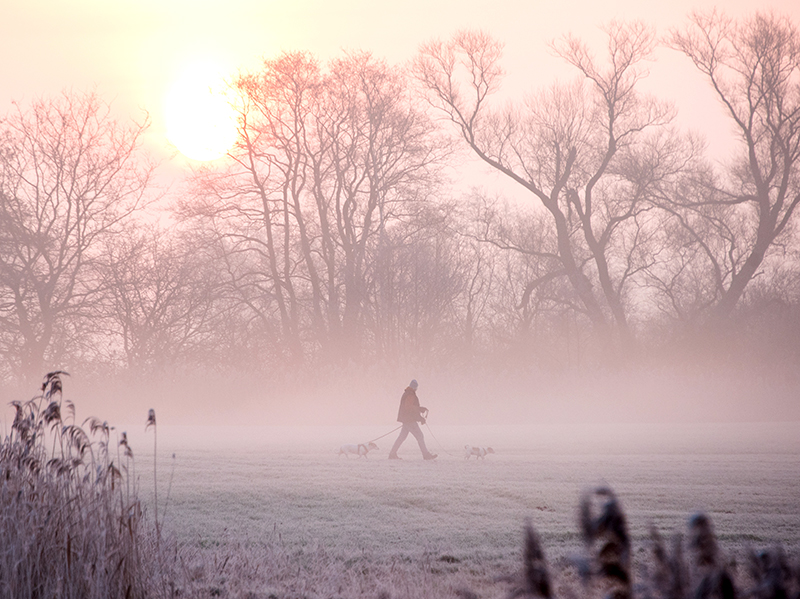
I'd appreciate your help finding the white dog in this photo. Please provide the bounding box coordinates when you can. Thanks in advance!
[464,445,495,460]
[338,441,379,458]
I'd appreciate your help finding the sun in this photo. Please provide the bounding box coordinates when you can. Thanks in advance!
[165,63,239,162]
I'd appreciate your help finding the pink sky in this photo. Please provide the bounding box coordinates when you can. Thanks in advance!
[2,0,799,175]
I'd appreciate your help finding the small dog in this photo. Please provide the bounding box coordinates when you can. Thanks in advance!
[464,445,495,460]
[338,441,378,458]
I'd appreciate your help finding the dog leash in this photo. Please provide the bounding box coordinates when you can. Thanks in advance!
[364,410,455,456]
[423,414,457,457]
[366,425,402,445]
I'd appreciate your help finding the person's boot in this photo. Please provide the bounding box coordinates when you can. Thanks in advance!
[423,453,438,460]
[388,453,402,460]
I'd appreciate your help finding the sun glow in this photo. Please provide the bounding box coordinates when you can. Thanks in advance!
[165,63,238,162]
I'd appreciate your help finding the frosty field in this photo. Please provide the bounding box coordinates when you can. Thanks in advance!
[129,421,800,575]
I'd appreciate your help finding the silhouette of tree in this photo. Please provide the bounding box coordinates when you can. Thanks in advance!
[415,25,681,353]
[102,225,223,372]
[667,10,800,324]
[182,51,447,365]
[0,92,153,382]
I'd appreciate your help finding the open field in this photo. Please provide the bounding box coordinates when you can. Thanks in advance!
[118,421,800,596]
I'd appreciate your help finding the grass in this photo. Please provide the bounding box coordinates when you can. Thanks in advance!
[121,421,799,597]
[132,423,799,553]
[2,377,799,598]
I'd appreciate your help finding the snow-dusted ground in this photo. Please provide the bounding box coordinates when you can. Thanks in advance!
[126,421,800,564]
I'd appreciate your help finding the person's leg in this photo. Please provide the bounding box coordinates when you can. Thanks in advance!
[388,425,410,458]
[408,421,435,458]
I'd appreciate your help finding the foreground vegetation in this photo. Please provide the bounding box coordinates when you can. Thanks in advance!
[1,372,161,598]
[1,373,797,598]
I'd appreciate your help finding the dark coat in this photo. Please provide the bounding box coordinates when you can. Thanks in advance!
[396,386,425,424]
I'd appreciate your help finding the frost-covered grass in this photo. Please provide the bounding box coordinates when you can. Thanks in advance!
[117,421,800,597]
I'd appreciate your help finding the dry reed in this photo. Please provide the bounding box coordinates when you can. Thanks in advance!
[0,372,164,598]
[469,486,800,599]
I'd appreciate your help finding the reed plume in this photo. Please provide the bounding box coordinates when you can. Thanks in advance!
[504,519,553,599]
[747,547,796,599]
[580,486,632,599]
[689,514,735,599]
[648,525,688,599]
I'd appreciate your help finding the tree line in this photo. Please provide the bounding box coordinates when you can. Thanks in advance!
[2,11,800,386]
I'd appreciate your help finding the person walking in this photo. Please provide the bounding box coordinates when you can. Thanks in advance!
[388,379,437,460]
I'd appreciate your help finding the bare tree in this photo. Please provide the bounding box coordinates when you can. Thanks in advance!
[102,225,223,372]
[0,92,153,382]
[415,25,676,352]
[183,51,446,366]
[313,52,446,360]
[667,10,800,324]
[366,203,466,365]
[179,53,322,365]
[235,51,320,362]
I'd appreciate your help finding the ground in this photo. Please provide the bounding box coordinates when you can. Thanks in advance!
[125,421,800,598]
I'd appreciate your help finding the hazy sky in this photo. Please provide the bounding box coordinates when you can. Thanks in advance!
[2,0,800,175]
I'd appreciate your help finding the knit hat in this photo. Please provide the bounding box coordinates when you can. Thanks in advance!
[410,379,418,389]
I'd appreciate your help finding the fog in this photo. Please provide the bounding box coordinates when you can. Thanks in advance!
[3,11,800,442]
[6,358,792,437]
